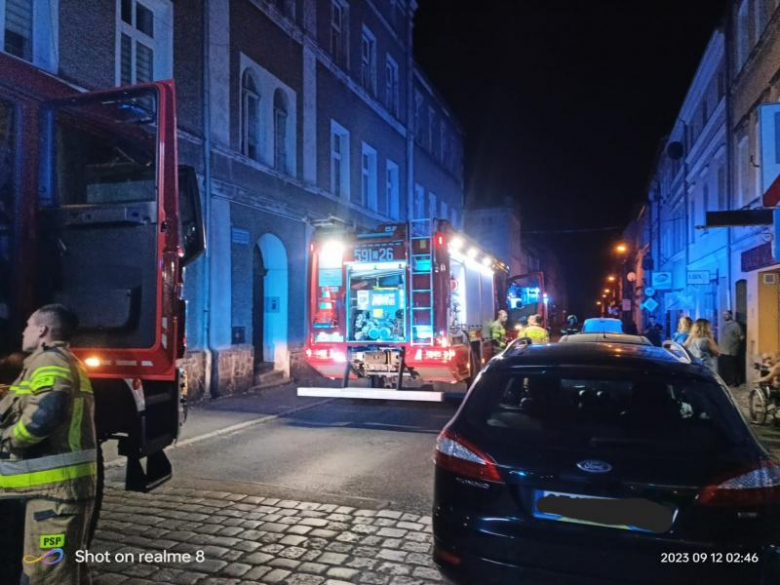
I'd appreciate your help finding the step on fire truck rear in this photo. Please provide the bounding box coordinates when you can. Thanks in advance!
[298,219,507,401]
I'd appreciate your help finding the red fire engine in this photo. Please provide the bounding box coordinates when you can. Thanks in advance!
[0,53,204,499]
[298,219,507,401]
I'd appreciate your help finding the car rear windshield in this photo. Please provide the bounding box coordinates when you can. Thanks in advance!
[463,368,749,455]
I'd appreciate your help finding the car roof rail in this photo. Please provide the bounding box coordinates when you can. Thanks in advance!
[662,340,693,363]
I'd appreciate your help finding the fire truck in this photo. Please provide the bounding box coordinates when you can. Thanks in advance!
[0,52,204,501]
[298,219,507,401]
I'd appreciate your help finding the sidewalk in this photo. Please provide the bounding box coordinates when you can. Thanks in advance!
[728,384,780,457]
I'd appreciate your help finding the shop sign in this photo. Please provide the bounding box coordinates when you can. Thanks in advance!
[741,242,775,273]
[651,272,673,290]
[687,271,711,285]
[641,298,659,312]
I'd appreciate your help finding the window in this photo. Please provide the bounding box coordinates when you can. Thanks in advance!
[463,371,747,456]
[386,159,399,219]
[736,0,750,69]
[755,0,767,40]
[440,200,448,223]
[441,124,449,166]
[450,207,458,228]
[717,165,727,210]
[360,26,377,96]
[689,200,696,243]
[3,0,31,60]
[330,0,348,68]
[414,183,425,219]
[116,0,173,86]
[274,0,295,19]
[428,191,437,219]
[331,121,350,199]
[414,91,424,144]
[361,142,377,210]
[241,70,261,160]
[427,107,436,151]
[385,55,399,116]
[702,183,709,217]
[273,89,289,174]
[737,135,750,207]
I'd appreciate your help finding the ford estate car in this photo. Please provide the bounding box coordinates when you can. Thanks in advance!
[433,343,780,585]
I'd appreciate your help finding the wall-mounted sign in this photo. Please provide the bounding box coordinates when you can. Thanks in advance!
[644,287,656,297]
[641,298,659,312]
[651,272,673,290]
[622,299,632,312]
[687,270,711,285]
[741,242,775,273]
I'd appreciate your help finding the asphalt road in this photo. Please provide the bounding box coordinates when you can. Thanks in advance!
[106,384,460,514]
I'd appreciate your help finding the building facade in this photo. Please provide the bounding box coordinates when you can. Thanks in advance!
[0,0,465,398]
[629,0,780,378]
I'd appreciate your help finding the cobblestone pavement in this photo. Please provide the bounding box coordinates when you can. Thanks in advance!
[729,384,780,456]
[91,485,443,585]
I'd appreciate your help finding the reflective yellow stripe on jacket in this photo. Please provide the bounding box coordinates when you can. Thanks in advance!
[0,449,97,489]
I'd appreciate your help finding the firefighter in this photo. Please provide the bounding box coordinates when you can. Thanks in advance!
[0,304,96,584]
[490,309,508,350]
[524,314,550,344]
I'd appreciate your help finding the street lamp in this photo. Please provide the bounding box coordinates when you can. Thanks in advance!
[604,288,610,294]
[607,275,616,282]
[615,243,628,254]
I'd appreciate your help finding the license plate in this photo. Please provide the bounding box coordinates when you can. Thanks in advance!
[533,490,674,533]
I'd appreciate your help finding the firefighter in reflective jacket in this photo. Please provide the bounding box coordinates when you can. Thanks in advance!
[0,304,96,584]
[489,310,508,350]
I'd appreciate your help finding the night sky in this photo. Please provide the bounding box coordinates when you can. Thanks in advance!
[414,0,728,318]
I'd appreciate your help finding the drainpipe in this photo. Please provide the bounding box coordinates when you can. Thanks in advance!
[723,23,734,311]
[406,4,415,223]
[201,0,215,398]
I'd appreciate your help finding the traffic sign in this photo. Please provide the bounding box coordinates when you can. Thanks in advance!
[641,298,659,313]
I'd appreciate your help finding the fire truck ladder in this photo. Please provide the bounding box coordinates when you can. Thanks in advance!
[410,218,434,347]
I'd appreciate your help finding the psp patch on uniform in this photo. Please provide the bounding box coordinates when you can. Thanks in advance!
[40,533,65,549]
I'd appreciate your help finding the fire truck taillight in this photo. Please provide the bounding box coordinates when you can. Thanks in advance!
[85,357,101,368]
[414,349,455,362]
[306,348,347,362]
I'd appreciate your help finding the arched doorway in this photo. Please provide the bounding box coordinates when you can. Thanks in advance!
[253,234,288,368]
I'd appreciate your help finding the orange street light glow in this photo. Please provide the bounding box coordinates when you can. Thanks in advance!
[615,244,628,253]
[607,275,616,282]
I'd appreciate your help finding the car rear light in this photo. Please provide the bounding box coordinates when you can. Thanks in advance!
[698,459,780,507]
[434,545,462,566]
[435,428,502,483]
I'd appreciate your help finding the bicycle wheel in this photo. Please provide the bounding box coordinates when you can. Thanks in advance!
[749,387,768,425]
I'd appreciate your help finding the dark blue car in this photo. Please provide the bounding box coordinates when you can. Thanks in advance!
[433,342,780,584]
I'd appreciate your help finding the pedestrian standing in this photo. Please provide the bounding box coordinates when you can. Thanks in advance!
[718,310,744,387]
[685,318,720,374]
[0,305,97,584]
[671,316,693,345]
[643,315,664,347]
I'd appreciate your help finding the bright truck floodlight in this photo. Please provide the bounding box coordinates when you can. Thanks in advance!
[320,240,345,268]
[449,236,464,251]
[467,248,478,259]
[482,256,493,267]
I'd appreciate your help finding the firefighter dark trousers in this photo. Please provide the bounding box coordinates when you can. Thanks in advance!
[20,497,94,585]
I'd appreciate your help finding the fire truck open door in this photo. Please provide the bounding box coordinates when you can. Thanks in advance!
[505,272,547,332]
[36,83,189,379]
